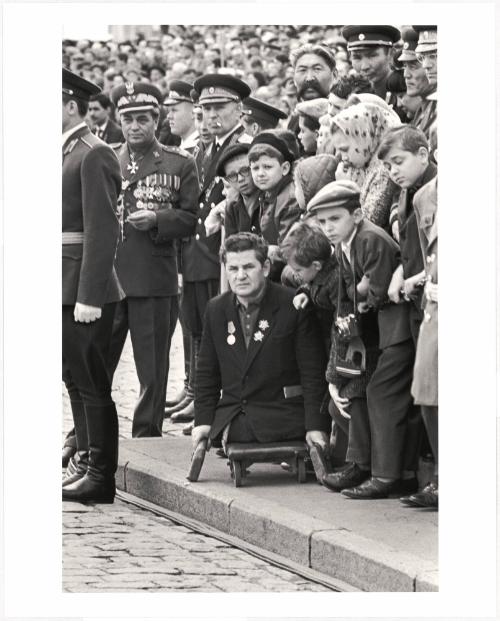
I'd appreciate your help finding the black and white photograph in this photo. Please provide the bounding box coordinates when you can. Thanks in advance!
[3,2,498,619]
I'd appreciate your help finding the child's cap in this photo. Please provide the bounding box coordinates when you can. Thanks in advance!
[296,98,329,121]
[215,143,250,177]
[307,180,361,214]
[249,131,294,163]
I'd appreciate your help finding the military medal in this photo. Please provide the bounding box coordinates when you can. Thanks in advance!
[253,331,264,342]
[227,334,236,345]
[127,160,139,175]
[227,321,236,345]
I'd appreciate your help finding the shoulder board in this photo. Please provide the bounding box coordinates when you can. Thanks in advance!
[63,138,79,155]
[109,142,123,151]
[79,136,95,150]
[161,144,189,158]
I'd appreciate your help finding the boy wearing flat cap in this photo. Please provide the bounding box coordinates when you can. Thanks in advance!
[308,180,420,499]
[341,25,405,119]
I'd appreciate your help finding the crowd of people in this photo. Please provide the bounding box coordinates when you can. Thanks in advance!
[62,24,438,510]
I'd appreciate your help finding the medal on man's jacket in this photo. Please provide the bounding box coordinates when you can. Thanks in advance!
[227,321,236,345]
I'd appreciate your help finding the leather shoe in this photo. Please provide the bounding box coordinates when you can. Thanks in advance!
[341,477,400,499]
[322,463,370,492]
[401,481,438,508]
[62,445,76,468]
[165,395,193,418]
[182,422,194,436]
[170,400,194,423]
[165,386,187,408]
[62,474,115,504]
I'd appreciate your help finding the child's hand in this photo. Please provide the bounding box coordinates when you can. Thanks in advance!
[267,244,280,262]
[356,275,370,298]
[293,293,309,309]
[425,281,438,303]
[388,266,404,304]
[391,220,400,242]
[329,383,351,420]
[357,301,370,314]
[335,160,350,181]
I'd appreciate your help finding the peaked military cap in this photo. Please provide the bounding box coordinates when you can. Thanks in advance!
[193,74,251,105]
[163,80,194,105]
[413,26,437,54]
[399,27,419,62]
[242,97,287,127]
[341,25,401,50]
[111,81,163,114]
[62,67,101,101]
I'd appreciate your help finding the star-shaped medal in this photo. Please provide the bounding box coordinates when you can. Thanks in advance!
[127,161,139,175]
[258,320,269,331]
[253,331,264,342]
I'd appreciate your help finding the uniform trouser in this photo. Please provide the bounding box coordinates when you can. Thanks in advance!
[62,303,118,477]
[107,296,179,438]
[421,405,438,475]
[366,339,422,479]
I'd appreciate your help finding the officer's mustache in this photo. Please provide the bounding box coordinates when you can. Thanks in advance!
[297,79,329,100]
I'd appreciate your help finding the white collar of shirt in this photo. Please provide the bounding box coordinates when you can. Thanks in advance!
[62,121,87,147]
[181,129,199,150]
[97,119,109,132]
[341,226,358,263]
[215,123,240,148]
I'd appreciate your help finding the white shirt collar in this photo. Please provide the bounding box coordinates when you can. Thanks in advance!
[62,121,87,147]
[215,123,241,147]
[97,119,109,131]
[180,129,199,150]
[341,225,358,263]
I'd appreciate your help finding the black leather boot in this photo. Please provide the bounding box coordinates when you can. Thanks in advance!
[63,400,89,486]
[63,404,118,504]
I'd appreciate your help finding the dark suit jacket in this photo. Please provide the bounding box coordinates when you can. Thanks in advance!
[182,124,250,281]
[102,118,124,145]
[341,218,411,349]
[194,281,329,442]
[62,125,122,307]
[115,139,198,297]
[224,194,260,238]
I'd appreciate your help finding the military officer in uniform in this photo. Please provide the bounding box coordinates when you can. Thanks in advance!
[163,80,200,155]
[108,81,199,437]
[61,68,123,503]
[411,26,438,138]
[165,74,252,424]
[240,96,288,139]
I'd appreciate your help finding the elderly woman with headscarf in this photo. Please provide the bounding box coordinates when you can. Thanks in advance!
[330,101,401,229]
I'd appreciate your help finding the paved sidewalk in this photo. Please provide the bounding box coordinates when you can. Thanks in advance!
[63,325,438,592]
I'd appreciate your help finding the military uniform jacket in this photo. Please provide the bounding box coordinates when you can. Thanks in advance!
[411,94,437,140]
[62,125,122,307]
[341,219,411,349]
[115,139,198,297]
[182,124,249,282]
[194,282,330,442]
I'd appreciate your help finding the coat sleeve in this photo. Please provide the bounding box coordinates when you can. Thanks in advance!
[78,145,121,307]
[358,234,400,309]
[224,199,238,238]
[153,154,198,242]
[294,306,330,433]
[194,303,222,427]
[274,185,302,244]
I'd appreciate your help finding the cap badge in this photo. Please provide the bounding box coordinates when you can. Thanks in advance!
[125,82,135,95]
[209,86,215,94]
[358,33,365,41]
[403,42,409,49]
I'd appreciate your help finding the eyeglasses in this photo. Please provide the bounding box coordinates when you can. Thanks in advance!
[224,166,251,183]
[416,52,437,64]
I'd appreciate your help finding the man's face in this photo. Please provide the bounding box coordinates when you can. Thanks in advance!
[298,116,318,154]
[223,154,256,197]
[62,99,72,132]
[328,92,347,116]
[418,51,437,87]
[331,130,370,169]
[314,206,359,246]
[225,249,269,299]
[88,101,108,126]
[381,145,428,189]
[194,108,213,145]
[250,154,289,191]
[240,115,260,138]
[202,101,240,136]
[403,60,429,96]
[120,110,157,149]
[293,53,335,101]
[166,102,194,137]
[150,68,163,82]
[350,46,390,85]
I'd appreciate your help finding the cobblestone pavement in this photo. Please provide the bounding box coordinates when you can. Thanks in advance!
[62,327,330,592]
[63,499,331,592]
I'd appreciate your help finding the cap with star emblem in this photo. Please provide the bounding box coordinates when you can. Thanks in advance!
[413,26,437,54]
[62,67,101,101]
[399,27,419,63]
[193,74,251,106]
[163,80,195,106]
[241,97,287,128]
[341,25,401,51]
[110,81,163,114]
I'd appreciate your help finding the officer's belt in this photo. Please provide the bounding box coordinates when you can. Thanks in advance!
[62,232,84,244]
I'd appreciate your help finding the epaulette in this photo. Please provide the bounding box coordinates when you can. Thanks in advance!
[63,138,78,155]
[161,144,189,158]
[79,136,95,150]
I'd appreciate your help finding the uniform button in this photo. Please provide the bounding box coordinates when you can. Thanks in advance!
[199,202,204,209]
[195,234,200,240]
[198,218,202,224]
[242,399,247,405]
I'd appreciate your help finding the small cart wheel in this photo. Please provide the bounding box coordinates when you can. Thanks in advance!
[233,460,243,487]
[297,457,307,483]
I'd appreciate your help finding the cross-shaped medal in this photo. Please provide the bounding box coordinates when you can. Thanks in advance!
[127,160,139,175]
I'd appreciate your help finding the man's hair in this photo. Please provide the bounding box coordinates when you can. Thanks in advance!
[220,232,269,265]
[242,115,276,132]
[290,44,336,71]
[330,75,374,99]
[248,143,285,164]
[280,221,331,266]
[89,92,112,109]
[428,121,437,153]
[298,113,320,132]
[378,125,428,160]
[62,92,89,118]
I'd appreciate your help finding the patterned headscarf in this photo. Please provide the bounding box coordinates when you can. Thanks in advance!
[331,102,401,163]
